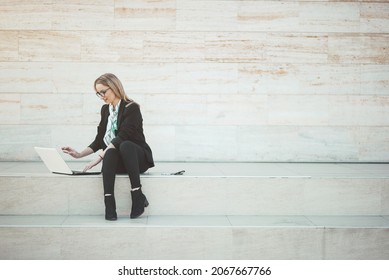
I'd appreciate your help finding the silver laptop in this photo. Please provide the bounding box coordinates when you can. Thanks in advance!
[34,147,101,175]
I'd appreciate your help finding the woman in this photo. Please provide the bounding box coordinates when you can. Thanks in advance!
[62,73,154,220]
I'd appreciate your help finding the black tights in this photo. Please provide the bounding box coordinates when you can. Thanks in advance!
[102,141,149,196]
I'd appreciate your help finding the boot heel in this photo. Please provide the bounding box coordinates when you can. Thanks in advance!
[144,198,149,208]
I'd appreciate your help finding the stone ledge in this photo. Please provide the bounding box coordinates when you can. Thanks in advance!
[1,161,389,178]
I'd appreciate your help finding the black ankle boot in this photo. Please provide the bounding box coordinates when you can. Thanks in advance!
[130,187,149,219]
[104,195,117,221]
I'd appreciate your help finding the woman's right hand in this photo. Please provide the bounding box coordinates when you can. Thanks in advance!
[61,146,81,159]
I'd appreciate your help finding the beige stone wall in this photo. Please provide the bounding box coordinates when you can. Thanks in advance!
[0,0,388,161]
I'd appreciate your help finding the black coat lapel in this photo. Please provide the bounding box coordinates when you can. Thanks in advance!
[116,100,126,128]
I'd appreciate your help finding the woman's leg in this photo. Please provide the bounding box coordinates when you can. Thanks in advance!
[101,148,120,220]
[119,141,148,189]
[102,148,121,194]
[119,141,149,218]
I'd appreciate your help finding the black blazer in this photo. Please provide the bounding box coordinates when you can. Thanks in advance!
[88,100,154,168]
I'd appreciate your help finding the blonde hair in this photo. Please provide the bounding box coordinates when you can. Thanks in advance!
[94,73,132,102]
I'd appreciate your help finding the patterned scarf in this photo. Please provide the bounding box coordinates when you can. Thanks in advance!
[103,101,120,146]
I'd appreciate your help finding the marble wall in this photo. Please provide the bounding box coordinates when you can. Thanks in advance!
[0,0,388,162]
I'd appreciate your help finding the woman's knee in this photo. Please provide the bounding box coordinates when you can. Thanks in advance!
[119,141,137,155]
[105,147,117,156]
[102,148,118,170]
[103,147,118,161]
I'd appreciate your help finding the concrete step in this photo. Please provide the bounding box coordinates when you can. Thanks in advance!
[1,162,389,216]
[1,214,388,260]
[1,162,388,260]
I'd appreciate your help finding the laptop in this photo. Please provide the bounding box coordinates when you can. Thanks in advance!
[34,147,101,175]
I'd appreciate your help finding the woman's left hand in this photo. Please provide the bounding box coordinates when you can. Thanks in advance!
[83,157,102,172]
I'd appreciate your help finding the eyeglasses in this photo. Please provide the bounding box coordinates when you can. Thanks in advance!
[96,88,110,98]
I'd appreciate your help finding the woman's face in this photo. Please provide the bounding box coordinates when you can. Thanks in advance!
[95,83,118,105]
